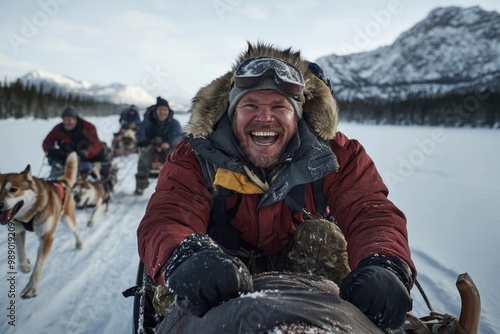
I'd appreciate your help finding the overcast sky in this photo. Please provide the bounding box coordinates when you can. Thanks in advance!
[1,0,499,99]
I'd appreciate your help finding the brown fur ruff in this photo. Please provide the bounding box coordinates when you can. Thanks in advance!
[187,41,339,140]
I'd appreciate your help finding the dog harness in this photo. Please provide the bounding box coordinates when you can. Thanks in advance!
[52,181,67,204]
[20,181,67,232]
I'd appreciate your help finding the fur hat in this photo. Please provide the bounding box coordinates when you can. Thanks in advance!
[156,96,170,108]
[61,106,78,119]
[187,42,339,140]
[227,76,303,120]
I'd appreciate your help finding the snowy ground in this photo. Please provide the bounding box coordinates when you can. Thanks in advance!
[0,115,498,334]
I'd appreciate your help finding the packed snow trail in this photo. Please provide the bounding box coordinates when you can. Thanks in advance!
[0,153,154,334]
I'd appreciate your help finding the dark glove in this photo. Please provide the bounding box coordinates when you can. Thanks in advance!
[339,255,413,329]
[165,234,253,317]
[47,148,68,165]
[152,136,163,147]
[57,141,74,154]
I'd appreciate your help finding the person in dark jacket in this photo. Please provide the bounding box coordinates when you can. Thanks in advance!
[137,43,414,331]
[134,97,182,195]
[43,106,111,180]
[112,105,141,157]
[119,104,141,129]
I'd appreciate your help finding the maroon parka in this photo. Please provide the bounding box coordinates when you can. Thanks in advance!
[137,131,414,286]
[137,43,415,286]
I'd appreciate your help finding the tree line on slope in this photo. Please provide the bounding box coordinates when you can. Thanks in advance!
[336,88,500,128]
[1,77,499,128]
[0,79,123,119]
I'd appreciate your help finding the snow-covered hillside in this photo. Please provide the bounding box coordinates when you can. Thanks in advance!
[0,116,499,333]
[18,70,191,110]
[316,6,500,101]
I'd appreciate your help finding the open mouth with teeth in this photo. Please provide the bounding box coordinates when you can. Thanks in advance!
[251,131,279,146]
[0,200,24,225]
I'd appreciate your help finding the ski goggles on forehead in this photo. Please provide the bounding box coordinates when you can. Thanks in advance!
[233,56,305,99]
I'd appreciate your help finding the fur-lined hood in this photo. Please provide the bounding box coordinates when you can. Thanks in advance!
[187,42,338,140]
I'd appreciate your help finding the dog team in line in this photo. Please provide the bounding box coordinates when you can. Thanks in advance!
[0,99,181,298]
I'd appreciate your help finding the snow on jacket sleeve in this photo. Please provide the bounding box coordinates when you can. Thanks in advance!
[137,140,214,285]
[326,132,416,281]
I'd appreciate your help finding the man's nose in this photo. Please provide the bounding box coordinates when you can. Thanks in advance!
[254,106,274,121]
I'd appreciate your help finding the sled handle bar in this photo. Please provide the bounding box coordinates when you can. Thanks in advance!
[454,273,481,334]
[419,272,481,334]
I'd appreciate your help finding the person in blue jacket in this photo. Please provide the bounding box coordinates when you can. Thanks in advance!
[134,97,183,195]
[119,105,141,129]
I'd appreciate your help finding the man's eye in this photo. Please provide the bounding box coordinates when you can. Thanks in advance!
[272,105,288,111]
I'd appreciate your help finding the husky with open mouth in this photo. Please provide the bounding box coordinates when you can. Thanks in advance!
[0,152,83,298]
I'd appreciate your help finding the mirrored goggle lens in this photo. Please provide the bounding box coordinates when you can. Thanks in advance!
[235,73,303,97]
[234,57,305,97]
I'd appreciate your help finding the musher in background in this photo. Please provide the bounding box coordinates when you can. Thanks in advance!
[134,97,182,195]
[112,104,142,157]
[119,104,141,129]
[42,105,113,191]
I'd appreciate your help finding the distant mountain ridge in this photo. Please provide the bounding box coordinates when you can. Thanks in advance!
[316,6,500,102]
[19,70,157,109]
[18,70,191,111]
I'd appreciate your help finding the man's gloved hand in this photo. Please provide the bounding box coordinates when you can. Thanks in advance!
[339,255,413,329]
[152,136,163,147]
[165,234,253,317]
[47,148,68,165]
[57,141,74,154]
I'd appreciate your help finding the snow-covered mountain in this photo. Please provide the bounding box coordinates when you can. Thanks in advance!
[18,70,189,110]
[316,6,500,102]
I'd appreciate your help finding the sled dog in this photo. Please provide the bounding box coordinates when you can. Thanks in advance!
[112,128,137,157]
[73,162,112,227]
[0,152,83,298]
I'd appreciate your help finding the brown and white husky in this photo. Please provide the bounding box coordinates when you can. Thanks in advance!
[0,152,83,298]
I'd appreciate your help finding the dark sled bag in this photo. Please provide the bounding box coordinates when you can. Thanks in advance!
[155,272,384,334]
